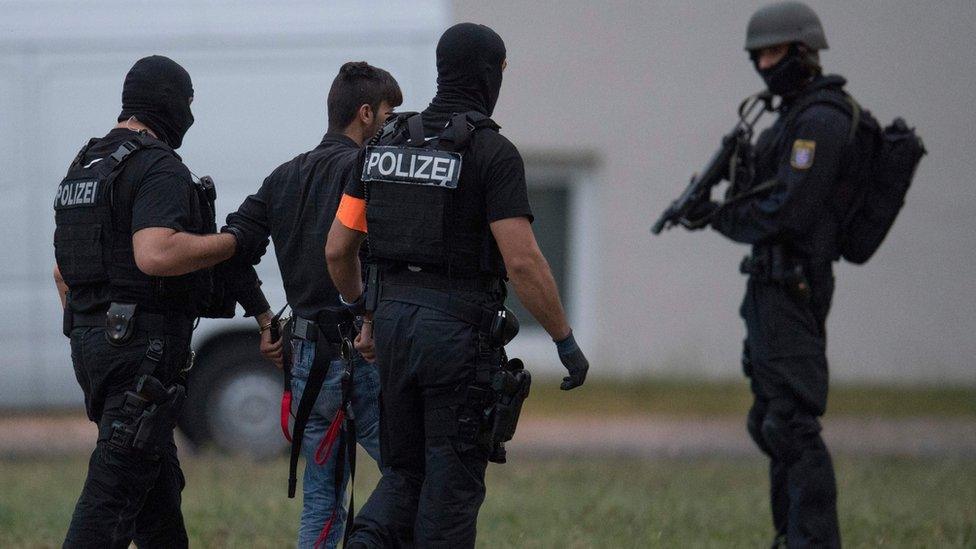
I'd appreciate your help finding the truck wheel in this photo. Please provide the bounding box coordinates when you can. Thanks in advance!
[178,333,287,459]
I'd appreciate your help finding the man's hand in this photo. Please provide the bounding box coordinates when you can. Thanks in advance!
[256,310,283,369]
[555,331,589,390]
[354,319,376,362]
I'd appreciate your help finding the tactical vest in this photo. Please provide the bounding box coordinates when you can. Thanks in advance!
[54,134,210,312]
[363,111,501,277]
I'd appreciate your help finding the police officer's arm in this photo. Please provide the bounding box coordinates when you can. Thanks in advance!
[325,213,367,305]
[490,217,571,340]
[327,161,371,304]
[53,264,68,309]
[492,217,588,389]
[133,228,237,277]
[711,106,850,244]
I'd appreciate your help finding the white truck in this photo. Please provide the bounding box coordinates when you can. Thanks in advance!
[0,0,446,457]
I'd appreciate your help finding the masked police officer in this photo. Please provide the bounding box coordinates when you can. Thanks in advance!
[326,23,589,548]
[225,61,402,548]
[689,2,851,547]
[53,55,272,548]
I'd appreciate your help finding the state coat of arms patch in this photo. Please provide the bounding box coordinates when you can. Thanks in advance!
[790,139,816,170]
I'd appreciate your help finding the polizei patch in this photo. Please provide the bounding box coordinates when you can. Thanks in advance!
[54,179,100,209]
[362,146,462,189]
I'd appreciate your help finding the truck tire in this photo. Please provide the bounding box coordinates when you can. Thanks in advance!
[178,332,287,459]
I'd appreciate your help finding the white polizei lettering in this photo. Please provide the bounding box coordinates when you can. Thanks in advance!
[445,158,456,182]
[409,154,417,178]
[366,152,381,172]
[71,184,84,205]
[431,157,449,181]
[394,153,409,177]
[378,152,397,175]
[414,155,432,179]
[82,181,97,203]
[59,186,70,206]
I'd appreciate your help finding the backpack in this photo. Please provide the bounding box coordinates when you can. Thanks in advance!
[787,90,927,264]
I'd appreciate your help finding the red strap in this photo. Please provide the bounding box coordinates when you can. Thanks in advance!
[280,391,293,442]
[314,409,345,465]
[313,511,337,549]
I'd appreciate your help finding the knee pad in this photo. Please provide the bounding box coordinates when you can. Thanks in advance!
[759,400,800,463]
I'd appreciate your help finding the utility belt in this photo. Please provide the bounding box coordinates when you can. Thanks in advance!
[381,265,504,295]
[375,279,529,464]
[78,302,192,458]
[740,245,811,301]
[65,303,195,340]
[290,309,355,345]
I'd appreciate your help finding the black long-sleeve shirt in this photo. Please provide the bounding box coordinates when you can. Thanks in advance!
[229,133,360,320]
[712,75,853,265]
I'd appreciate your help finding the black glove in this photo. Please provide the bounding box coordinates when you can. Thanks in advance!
[683,200,719,230]
[555,331,588,391]
[220,222,268,266]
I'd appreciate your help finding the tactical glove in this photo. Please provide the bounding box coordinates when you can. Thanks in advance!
[684,200,719,230]
[220,222,269,265]
[555,331,588,390]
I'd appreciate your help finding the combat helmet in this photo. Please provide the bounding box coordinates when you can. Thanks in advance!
[745,1,828,52]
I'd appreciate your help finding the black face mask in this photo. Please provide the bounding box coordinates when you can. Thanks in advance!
[754,45,814,98]
[428,23,506,118]
[118,56,194,149]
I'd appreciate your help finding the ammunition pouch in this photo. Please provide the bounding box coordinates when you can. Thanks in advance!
[740,245,811,301]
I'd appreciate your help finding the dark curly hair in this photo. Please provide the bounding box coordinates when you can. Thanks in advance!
[327,61,403,131]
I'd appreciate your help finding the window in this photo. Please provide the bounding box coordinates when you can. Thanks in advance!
[506,171,573,329]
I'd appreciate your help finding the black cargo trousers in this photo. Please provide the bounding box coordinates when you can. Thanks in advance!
[348,291,494,549]
[64,322,192,549]
[740,265,840,549]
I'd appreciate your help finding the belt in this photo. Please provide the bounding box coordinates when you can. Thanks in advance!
[383,268,502,294]
[71,309,194,338]
[292,312,354,343]
[378,284,496,333]
[291,316,319,342]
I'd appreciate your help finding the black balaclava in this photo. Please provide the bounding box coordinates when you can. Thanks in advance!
[753,44,817,98]
[427,23,506,118]
[118,55,194,149]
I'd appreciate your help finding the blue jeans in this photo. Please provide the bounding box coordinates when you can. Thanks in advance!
[290,339,381,549]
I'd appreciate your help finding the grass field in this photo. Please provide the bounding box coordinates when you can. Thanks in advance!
[1,453,973,548]
[524,379,976,418]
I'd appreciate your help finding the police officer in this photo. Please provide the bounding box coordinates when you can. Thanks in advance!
[326,23,589,548]
[53,55,271,548]
[226,61,402,548]
[692,2,851,547]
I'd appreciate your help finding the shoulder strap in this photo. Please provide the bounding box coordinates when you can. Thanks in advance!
[92,134,177,180]
[438,111,500,152]
[783,90,860,144]
[69,138,100,170]
[406,114,426,147]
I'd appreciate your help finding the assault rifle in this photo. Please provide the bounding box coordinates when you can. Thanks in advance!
[651,92,773,234]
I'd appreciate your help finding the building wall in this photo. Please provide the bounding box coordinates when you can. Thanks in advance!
[453,0,976,385]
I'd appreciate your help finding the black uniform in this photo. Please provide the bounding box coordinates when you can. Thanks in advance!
[344,110,531,548]
[56,128,200,548]
[229,133,361,320]
[339,26,530,548]
[711,74,852,547]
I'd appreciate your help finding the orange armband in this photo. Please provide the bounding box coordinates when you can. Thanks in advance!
[336,194,368,233]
